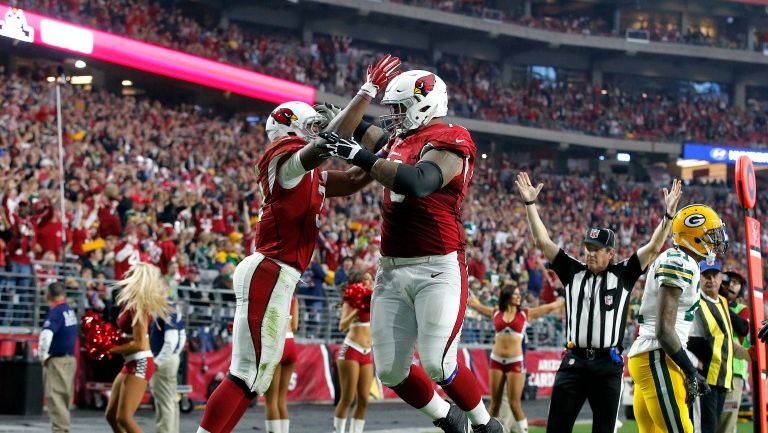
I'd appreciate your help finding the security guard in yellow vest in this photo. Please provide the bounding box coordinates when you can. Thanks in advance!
[716,271,750,433]
[687,261,750,433]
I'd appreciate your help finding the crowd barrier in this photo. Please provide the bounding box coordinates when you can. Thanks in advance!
[0,265,565,348]
[185,342,565,403]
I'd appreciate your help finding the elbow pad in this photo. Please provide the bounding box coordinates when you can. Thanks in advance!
[392,161,443,198]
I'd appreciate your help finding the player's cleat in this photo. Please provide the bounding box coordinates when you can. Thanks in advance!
[471,417,506,433]
[432,404,469,433]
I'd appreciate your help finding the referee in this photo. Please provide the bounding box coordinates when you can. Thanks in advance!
[515,172,682,433]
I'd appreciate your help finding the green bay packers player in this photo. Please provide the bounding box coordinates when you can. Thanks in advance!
[628,204,728,433]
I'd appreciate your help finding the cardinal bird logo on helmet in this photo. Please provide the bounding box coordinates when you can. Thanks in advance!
[414,74,435,97]
[271,108,298,126]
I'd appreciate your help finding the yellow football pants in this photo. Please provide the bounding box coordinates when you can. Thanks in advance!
[629,349,693,433]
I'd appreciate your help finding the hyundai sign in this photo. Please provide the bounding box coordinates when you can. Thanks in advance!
[682,143,768,166]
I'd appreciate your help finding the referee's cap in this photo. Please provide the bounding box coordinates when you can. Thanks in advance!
[584,227,616,249]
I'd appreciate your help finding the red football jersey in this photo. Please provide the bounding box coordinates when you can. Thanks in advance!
[381,123,475,257]
[255,137,326,272]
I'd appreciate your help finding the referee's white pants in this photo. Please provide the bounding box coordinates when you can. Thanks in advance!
[229,252,301,394]
[150,354,180,433]
[371,251,468,386]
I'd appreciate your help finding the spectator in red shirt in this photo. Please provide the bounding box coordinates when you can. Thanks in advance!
[34,200,63,260]
[467,247,486,281]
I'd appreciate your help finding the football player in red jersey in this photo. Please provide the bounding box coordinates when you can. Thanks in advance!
[317,70,504,433]
[196,54,401,433]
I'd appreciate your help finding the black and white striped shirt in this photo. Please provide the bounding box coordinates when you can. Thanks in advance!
[550,249,644,349]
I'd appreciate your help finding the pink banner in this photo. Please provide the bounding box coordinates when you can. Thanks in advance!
[0,4,315,104]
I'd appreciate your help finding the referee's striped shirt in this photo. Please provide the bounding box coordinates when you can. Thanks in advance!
[550,250,645,349]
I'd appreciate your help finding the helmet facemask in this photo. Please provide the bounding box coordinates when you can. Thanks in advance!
[299,115,323,140]
[380,101,414,136]
[700,224,729,265]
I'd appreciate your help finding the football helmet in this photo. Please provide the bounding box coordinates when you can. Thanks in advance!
[265,101,323,142]
[671,204,728,265]
[379,70,448,135]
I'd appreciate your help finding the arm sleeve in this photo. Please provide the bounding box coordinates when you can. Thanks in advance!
[38,329,53,361]
[686,336,712,368]
[391,161,443,198]
[277,151,307,190]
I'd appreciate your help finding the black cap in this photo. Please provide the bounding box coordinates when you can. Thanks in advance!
[584,227,616,249]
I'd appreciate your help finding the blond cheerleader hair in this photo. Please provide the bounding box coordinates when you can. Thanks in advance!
[115,263,172,326]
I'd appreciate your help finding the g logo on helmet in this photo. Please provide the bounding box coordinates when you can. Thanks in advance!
[684,214,705,228]
[271,108,298,126]
[414,74,436,97]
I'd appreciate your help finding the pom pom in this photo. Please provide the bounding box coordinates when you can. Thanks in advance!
[344,283,373,313]
[80,312,123,361]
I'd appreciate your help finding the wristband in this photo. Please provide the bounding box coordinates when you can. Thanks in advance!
[664,212,674,220]
[352,148,380,172]
[357,82,376,101]
[670,348,696,376]
[353,120,373,142]
[524,200,536,206]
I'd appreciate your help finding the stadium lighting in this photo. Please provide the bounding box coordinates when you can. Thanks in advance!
[70,75,92,85]
[122,80,133,86]
[74,59,86,68]
[642,92,648,98]
[481,153,487,159]
[617,152,631,162]
[676,159,709,168]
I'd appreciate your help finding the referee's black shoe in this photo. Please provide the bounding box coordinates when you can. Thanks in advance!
[472,418,506,433]
[433,404,469,433]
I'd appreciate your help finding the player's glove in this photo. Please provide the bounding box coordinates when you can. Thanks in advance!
[318,132,379,171]
[358,54,401,101]
[759,320,768,343]
[684,372,710,406]
[314,102,341,130]
[318,132,362,160]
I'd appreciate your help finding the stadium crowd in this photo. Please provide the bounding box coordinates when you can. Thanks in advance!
[0,71,766,335]
[18,0,768,147]
[394,0,751,50]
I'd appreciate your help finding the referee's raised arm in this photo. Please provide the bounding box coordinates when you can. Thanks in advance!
[514,172,559,262]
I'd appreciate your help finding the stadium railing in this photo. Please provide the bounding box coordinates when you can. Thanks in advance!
[302,0,768,65]
[0,264,565,350]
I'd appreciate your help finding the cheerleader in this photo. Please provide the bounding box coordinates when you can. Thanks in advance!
[264,296,299,433]
[334,272,374,433]
[105,263,171,433]
[469,285,563,433]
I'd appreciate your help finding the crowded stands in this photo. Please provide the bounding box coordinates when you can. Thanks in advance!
[19,0,768,147]
[0,70,766,347]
